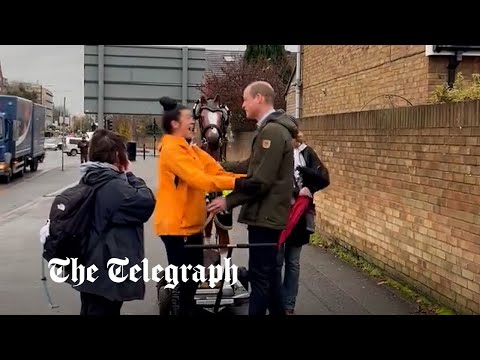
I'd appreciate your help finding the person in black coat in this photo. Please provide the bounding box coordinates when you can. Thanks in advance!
[74,129,156,315]
[277,131,330,314]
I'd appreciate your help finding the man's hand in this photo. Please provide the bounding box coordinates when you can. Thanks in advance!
[207,197,227,213]
[299,187,312,198]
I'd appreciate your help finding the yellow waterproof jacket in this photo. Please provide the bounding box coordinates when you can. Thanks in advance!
[153,134,243,237]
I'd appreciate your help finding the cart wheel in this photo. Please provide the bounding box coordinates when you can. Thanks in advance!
[156,270,171,315]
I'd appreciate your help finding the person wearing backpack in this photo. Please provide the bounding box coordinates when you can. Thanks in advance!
[154,96,262,316]
[71,129,156,315]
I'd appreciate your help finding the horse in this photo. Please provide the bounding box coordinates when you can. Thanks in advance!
[193,95,232,254]
[193,94,230,162]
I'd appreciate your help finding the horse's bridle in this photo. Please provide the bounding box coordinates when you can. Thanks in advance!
[193,102,230,148]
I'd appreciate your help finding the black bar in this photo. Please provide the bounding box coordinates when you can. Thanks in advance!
[184,243,276,249]
[143,143,146,160]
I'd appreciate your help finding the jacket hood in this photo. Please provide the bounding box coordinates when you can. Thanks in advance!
[80,161,127,186]
[263,110,298,138]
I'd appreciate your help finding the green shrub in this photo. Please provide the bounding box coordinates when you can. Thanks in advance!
[432,72,480,103]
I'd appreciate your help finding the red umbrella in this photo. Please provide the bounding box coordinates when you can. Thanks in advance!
[278,195,311,248]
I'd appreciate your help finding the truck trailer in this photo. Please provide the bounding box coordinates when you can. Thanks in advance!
[0,95,46,183]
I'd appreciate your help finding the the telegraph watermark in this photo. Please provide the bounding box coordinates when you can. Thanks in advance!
[47,257,239,289]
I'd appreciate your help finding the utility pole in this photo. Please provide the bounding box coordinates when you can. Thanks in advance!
[132,114,136,141]
[61,96,66,171]
[98,45,105,128]
[153,117,157,157]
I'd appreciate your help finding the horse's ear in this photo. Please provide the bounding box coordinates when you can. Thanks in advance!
[200,95,207,104]
[213,94,220,103]
[193,99,201,119]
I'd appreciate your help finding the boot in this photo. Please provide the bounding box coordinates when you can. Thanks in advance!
[235,266,249,291]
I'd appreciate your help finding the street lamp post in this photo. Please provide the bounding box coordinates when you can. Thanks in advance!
[37,85,74,172]
[61,96,66,171]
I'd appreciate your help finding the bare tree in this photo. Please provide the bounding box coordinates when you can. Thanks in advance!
[200,57,292,132]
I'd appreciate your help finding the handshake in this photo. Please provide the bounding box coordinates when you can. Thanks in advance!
[207,177,262,214]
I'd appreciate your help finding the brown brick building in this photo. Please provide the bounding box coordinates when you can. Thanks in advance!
[286,45,480,117]
[284,45,480,314]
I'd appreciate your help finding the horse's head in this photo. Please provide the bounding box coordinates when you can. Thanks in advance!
[193,94,230,159]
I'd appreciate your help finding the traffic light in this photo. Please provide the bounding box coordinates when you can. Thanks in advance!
[103,117,113,130]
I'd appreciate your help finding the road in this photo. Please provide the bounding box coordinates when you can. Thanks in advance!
[0,153,419,315]
[0,150,81,215]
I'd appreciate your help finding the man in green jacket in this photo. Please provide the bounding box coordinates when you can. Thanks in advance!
[207,81,298,315]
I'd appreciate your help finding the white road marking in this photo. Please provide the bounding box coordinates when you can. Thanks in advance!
[0,181,79,223]
[44,181,79,197]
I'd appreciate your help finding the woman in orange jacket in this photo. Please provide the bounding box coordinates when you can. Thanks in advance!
[154,97,260,315]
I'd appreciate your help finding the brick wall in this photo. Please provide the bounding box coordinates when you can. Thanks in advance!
[296,45,480,117]
[298,100,480,314]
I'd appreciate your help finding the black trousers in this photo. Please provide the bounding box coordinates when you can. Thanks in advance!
[161,234,204,316]
[248,226,284,316]
[80,292,123,316]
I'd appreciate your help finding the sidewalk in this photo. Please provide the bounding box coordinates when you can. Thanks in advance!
[0,156,418,315]
[123,157,419,315]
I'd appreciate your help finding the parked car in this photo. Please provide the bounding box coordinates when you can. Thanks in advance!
[44,139,58,151]
[61,136,83,156]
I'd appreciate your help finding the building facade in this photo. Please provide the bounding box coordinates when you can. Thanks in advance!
[38,86,54,125]
[205,49,245,77]
[287,45,480,118]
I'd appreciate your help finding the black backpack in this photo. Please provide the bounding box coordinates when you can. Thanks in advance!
[43,177,107,270]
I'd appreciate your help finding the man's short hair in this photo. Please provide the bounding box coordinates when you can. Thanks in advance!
[247,81,275,105]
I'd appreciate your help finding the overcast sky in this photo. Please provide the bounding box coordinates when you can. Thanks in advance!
[0,45,298,115]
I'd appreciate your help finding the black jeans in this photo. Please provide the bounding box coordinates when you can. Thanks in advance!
[248,226,284,316]
[161,234,204,316]
[80,292,123,316]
